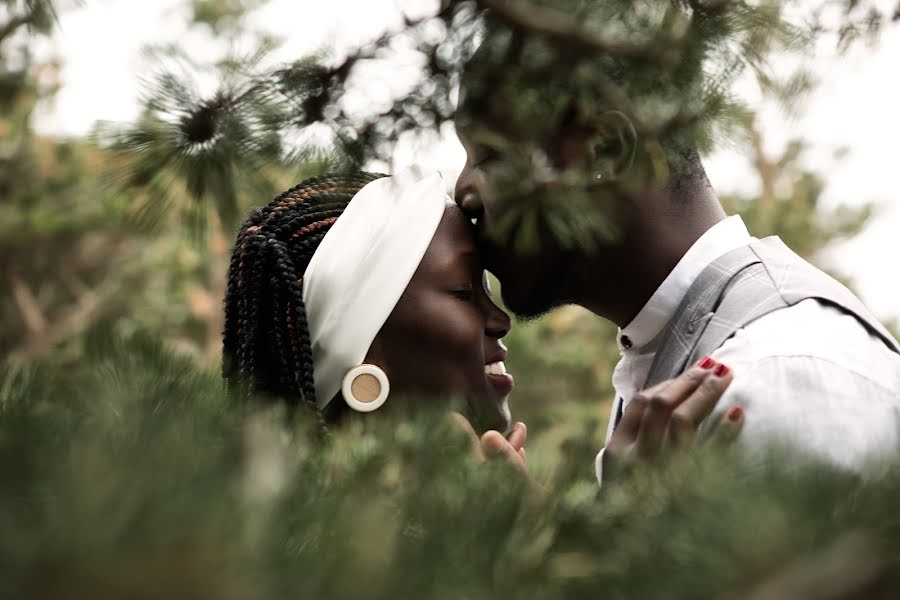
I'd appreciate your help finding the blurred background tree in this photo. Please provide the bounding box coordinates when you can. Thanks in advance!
[0,0,137,366]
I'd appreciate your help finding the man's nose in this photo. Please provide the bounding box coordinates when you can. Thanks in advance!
[454,166,484,219]
[454,165,473,206]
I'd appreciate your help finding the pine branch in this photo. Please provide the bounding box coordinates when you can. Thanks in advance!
[0,13,32,48]
[471,0,680,64]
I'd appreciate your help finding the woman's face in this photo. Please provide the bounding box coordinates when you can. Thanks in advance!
[365,202,514,433]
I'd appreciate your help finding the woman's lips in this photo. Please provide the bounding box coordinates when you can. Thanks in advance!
[485,361,515,396]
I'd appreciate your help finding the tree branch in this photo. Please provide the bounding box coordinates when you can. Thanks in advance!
[472,0,675,64]
[0,13,32,48]
[8,270,46,335]
[9,278,105,366]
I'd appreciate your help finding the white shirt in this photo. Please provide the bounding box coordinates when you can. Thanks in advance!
[596,216,900,485]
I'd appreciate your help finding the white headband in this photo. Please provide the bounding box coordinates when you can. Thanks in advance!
[301,166,449,408]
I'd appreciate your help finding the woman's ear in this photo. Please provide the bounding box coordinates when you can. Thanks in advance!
[361,335,389,377]
[341,335,392,412]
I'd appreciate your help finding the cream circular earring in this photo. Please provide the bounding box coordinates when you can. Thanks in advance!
[341,364,390,412]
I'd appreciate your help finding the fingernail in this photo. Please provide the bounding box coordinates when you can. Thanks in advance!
[727,406,743,422]
[714,363,730,377]
[698,356,716,369]
[483,440,503,456]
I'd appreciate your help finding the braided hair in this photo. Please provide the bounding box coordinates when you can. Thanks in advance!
[223,172,386,418]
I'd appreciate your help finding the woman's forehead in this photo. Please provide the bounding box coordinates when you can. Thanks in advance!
[418,202,479,272]
[435,202,477,246]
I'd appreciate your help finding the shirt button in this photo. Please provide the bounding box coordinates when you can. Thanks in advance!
[620,335,633,350]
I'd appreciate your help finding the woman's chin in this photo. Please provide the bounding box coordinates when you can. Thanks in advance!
[470,397,512,434]
[495,402,513,434]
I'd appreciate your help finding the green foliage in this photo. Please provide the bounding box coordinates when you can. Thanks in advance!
[191,0,268,34]
[0,0,65,43]
[2,331,900,599]
[99,46,289,233]
[0,0,166,363]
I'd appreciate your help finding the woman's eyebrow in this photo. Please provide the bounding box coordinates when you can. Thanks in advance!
[435,248,480,275]
[458,249,481,266]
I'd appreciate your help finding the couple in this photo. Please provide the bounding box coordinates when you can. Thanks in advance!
[223,145,900,485]
[223,166,742,481]
[224,18,900,479]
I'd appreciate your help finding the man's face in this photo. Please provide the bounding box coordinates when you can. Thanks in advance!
[452,28,638,320]
[453,121,574,320]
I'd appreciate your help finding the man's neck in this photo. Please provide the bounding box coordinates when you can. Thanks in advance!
[574,190,726,328]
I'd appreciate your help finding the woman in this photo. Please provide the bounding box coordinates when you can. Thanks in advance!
[223,167,739,466]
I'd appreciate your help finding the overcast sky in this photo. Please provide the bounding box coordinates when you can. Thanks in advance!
[32,0,900,320]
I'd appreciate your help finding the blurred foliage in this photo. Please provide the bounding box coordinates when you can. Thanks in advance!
[1,0,258,364]
[0,0,142,363]
[97,0,899,249]
[2,331,900,599]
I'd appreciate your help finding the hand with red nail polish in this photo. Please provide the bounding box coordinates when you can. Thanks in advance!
[603,358,743,482]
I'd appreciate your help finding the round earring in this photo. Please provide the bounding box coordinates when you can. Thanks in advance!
[342,364,390,412]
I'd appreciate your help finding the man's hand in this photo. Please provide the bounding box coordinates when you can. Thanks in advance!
[602,356,744,482]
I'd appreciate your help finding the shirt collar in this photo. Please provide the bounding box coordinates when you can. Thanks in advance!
[617,215,752,353]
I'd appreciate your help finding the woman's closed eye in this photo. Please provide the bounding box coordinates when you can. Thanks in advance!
[449,287,475,301]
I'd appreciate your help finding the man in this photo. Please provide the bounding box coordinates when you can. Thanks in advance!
[452,7,900,483]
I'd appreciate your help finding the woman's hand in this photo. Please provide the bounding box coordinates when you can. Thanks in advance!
[602,356,744,483]
[449,414,546,495]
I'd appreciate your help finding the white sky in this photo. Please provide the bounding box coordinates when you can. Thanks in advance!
[32,0,900,320]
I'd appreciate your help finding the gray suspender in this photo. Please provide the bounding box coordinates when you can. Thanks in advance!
[643,238,900,391]
[642,245,766,389]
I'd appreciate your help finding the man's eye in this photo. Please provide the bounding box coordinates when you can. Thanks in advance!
[474,149,500,169]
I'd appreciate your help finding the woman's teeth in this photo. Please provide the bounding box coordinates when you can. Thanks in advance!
[485,361,507,376]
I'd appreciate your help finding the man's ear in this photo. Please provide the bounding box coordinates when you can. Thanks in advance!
[587,110,638,181]
[550,110,638,181]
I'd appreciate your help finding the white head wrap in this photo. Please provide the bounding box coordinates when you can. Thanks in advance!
[301,166,449,408]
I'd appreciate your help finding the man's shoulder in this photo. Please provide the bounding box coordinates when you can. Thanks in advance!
[713,299,900,394]
[708,236,899,355]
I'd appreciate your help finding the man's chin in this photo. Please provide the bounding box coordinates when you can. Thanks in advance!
[501,287,554,323]
[486,258,560,321]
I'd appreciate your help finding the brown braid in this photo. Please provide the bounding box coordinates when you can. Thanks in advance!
[223,172,386,421]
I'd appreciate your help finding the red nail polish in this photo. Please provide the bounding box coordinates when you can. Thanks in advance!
[714,363,730,377]
[727,406,743,422]
[698,356,716,369]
